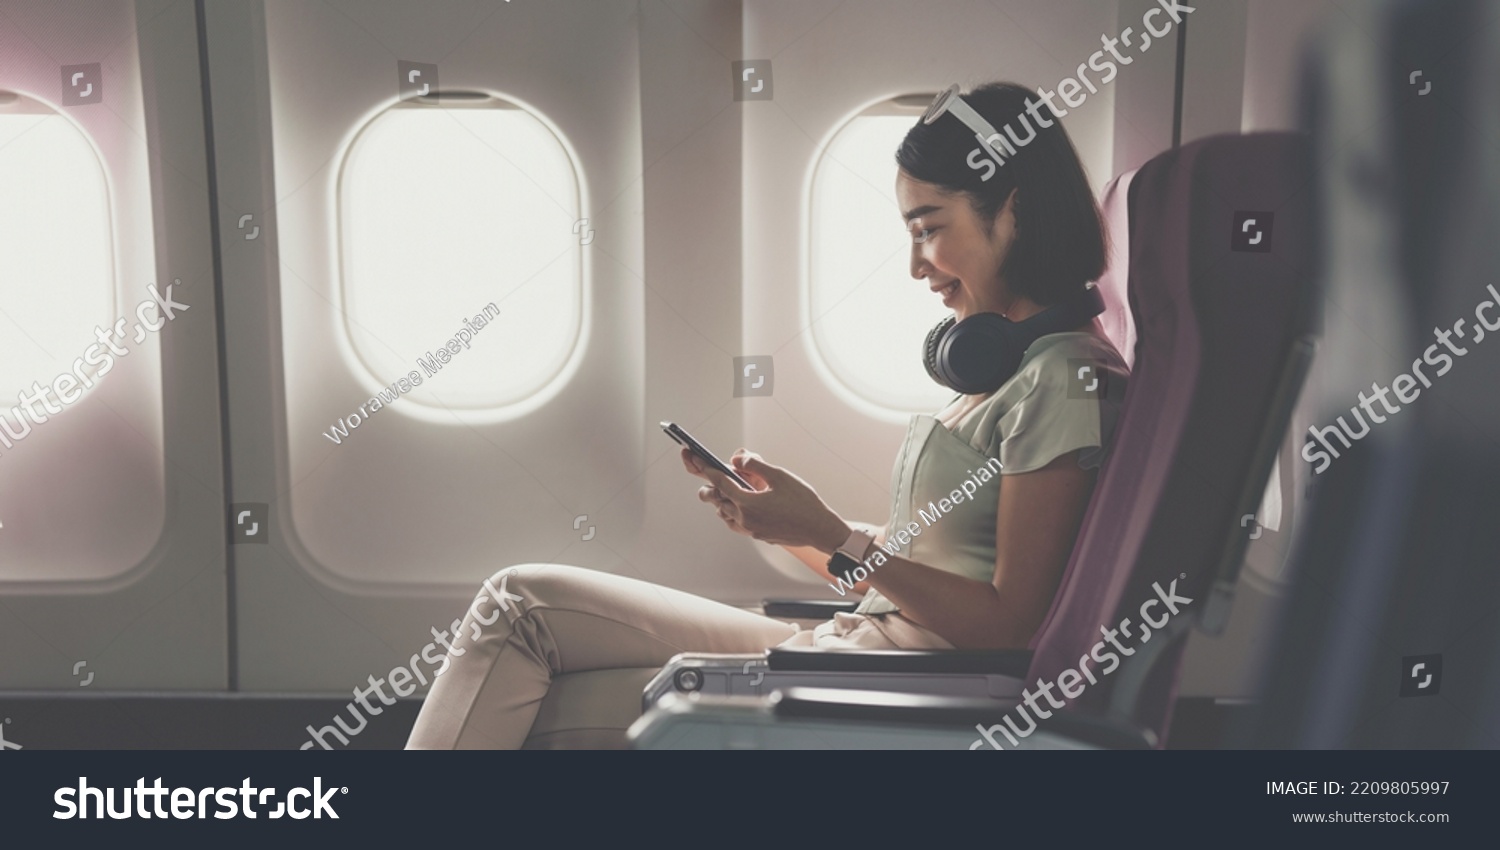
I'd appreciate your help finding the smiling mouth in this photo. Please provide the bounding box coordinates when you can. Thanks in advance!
[932,281,959,301]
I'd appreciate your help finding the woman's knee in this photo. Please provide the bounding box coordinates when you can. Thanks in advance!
[474,564,598,618]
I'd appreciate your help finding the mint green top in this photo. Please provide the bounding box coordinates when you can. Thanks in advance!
[855,332,1129,615]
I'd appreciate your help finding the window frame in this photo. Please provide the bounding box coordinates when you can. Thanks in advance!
[331,91,589,424]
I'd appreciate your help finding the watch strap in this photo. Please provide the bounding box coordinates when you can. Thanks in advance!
[829,528,874,572]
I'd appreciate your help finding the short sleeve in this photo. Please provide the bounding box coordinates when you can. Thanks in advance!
[977,342,1126,474]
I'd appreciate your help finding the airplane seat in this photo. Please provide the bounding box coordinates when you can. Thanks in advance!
[630,130,1318,748]
[520,668,660,749]
[1028,130,1315,745]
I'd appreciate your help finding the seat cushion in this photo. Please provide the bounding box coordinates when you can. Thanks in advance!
[520,667,660,749]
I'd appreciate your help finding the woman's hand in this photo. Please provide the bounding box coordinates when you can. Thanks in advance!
[680,448,850,552]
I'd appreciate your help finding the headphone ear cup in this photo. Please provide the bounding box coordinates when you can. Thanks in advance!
[924,315,957,388]
[924,288,1105,396]
[933,314,1026,395]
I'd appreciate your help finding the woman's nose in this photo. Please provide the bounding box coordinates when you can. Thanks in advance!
[910,240,930,279]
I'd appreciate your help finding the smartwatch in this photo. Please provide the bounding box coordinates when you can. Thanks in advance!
[826,528,875,578]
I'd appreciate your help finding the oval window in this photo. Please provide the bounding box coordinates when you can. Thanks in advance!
[338,97,583,416]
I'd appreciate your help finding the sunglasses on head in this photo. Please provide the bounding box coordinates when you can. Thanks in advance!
[922,84,1011,163]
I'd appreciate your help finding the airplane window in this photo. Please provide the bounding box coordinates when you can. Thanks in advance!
[0,94,113,411]
[338,98,582,417]
[808,101,954,415]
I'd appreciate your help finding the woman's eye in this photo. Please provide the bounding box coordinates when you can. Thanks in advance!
[913,228,932,243]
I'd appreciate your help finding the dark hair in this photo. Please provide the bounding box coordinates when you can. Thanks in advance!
[895,82,1107,306]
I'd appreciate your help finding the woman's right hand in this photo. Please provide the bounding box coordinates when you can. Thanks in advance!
[682,447,882,590]
[683,448,852,551]
[681,448,760,537]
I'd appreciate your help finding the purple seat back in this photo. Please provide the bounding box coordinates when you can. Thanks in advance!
[1026,132,1316,743]
[1091,167,1139,369]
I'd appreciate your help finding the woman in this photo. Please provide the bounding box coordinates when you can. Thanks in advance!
[405,82,1128,749]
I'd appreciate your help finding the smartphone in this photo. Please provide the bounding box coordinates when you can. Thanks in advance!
[661,421,754,490]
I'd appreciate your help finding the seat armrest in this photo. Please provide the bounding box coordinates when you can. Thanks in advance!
[761,599,858,619]
[771,687,1156,749]
[767,647,1032,678]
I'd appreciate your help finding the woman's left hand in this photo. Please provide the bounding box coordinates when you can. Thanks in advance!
[686,448,850,551]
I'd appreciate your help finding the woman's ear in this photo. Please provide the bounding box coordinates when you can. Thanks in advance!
[988,188,1020,245]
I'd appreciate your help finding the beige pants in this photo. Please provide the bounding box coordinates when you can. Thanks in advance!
[404,564,954,749]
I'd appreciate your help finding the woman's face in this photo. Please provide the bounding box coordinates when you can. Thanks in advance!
[896,168,1018,322]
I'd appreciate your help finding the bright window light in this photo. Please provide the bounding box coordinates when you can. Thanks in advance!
[339,99,582,413]
[809,106,954,414]
[0,98,113,408]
